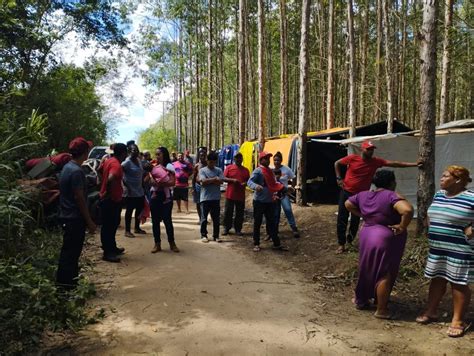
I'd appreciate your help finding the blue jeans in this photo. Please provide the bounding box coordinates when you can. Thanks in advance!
[275,195,297,232]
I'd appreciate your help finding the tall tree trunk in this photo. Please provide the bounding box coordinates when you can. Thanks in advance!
[316,2,326,130]
[266,0,273,137]
[246,29,257,139]
[326,0,335,129]
[399,0,408,124]
[207,0,213,149]
[373,0,383,122]
[359,0,369,124]
[219,30,225,147]
[296,0,311,206]
[188,36,195,151]
[234,4,239,140]
[279,0,288,135]
[439,0,454,124]
[411,0,420,130]
[383,0,394,133]
[417,0,439,236]
[347,0,356,137]
[257,0,266,150]
[238,0,247,145]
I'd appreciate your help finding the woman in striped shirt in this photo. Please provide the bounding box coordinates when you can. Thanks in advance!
[416,165,474,337]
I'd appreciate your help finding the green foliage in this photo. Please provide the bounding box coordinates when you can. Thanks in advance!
[0,0,127,93]
[0,233,98,355]
[0,111,97,354]
[399,237,430,279]
[138,125,177,152]
[26,64,107,151]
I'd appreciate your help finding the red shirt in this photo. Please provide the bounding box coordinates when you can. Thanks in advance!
[339,154,387,193]
[224,164,250,202]
[100,157,124,202]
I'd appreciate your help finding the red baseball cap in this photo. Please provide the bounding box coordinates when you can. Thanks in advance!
[361,140,376,150]
[68,137,93,155]
[258,151,273,160]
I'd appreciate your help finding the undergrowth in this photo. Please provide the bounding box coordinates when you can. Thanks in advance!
[0,110,98,355]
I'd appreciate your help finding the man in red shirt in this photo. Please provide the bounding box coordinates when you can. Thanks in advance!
[334,140,420,253]
[223,152,250,236]
[100,143,128,262]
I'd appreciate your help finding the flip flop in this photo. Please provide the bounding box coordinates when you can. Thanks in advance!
[447,322,472,338]
[415,314,439,325]
[374,311,394,320]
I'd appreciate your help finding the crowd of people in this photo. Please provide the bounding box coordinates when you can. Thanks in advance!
[56,137,473,338]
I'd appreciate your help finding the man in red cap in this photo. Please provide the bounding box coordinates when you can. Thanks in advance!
[247,151,288,252]
[334,140,421,253]
[56,137,96,290]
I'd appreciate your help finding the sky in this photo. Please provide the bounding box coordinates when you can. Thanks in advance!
[55,4,173,144]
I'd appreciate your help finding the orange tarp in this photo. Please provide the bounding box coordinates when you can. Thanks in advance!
[263,135,297,166]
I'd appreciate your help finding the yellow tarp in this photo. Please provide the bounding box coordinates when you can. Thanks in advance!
[239,127,348,172]
[239,140,258,173]
[263,135,297,166]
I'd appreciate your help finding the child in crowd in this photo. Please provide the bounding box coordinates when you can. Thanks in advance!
[151,164,173,203]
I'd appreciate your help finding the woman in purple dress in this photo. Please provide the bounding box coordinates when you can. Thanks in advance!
[345,170,414,319]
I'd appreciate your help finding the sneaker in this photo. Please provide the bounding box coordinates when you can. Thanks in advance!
[134,228,147,234]
[151,244,162,253]
[291,226,300,238]
[170,242,180,252]
[272,245,289,251]
[201,236,209,243]
[103,254,121,263]
[214,237,222,243]
[253,245,261,252]
[125,231,135,238]
[222,230,229,236]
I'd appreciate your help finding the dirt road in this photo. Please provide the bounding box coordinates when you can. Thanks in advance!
[74,211,350,355]
[65,207,473,356]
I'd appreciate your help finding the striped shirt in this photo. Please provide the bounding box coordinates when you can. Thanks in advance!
[425,190,474,285]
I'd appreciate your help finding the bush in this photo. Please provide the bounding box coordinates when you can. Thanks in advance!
[0,229,97,355]
[0,111,98,354]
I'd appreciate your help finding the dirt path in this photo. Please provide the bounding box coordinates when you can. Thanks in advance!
[73,211,351,355]
[65,206,474,356]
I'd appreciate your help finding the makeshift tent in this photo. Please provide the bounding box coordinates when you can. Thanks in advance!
[263,134,296,166]
[218,144,240,170]
[340,125,474,213]
[290,121,413,203]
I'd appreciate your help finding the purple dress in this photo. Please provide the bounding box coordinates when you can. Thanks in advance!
[348,190,407,306]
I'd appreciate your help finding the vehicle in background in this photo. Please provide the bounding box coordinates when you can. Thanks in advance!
[88,146,108,160]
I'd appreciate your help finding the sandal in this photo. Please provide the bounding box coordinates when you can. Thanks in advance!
[374,311,394,320]
[415,314,438,325]
[253,245,261,252]
[336,245,345,254]
[447,322,471,338]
